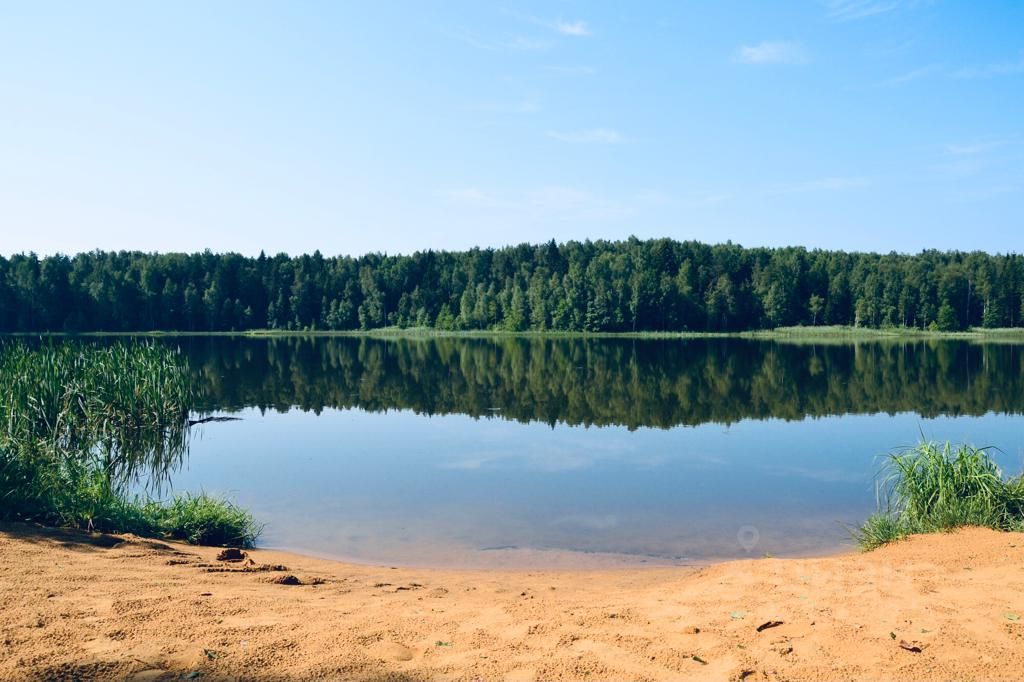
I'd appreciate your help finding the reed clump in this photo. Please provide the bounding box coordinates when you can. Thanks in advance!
[0,341,261,547]
[857,441,1024,550]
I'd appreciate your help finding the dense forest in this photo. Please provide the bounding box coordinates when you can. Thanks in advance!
[173,336,1024,429]
[2,238,1023,333]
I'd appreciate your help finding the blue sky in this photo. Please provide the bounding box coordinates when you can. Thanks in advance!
[1,1,1022,257]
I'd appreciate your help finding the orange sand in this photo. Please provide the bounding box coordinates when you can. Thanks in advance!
[2,522,1024,681]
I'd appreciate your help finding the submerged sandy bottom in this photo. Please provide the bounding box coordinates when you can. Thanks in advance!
[2,522,1024,681]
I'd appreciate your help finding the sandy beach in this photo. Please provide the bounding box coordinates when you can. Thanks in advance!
[2,523,1023,681]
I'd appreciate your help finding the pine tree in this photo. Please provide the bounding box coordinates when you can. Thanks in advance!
[937,301,959,331]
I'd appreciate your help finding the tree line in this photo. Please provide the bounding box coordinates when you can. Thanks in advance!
[176,336,1024,429]
[2,238,1022,333]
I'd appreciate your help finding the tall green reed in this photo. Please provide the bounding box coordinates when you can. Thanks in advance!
[0,341,260,547]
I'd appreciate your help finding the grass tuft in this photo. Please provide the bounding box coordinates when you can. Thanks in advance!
[856,441,1024,550]
[145,492,263,547]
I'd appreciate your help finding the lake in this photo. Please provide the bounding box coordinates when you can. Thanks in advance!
[148,336,1024,567]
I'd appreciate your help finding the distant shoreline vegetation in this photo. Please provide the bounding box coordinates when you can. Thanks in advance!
[13,324,1024,340]
[3,239,1024,334]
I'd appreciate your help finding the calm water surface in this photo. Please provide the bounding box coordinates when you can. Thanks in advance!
[153,337,1024,567]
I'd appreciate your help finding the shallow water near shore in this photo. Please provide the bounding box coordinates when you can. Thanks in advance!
[147,336,1024,567]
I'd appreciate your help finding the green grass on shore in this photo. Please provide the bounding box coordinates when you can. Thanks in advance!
[144,492,263,547]
[856,442,1024,550]
[1,454,261,546]
[12,324,1024,341]
[0,341,261,547]
[754,325,1024,339]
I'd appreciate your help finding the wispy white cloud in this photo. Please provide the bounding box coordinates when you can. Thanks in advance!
[878,64,939,86]
[864,38,919,58]
[735,41,808,65]
[826,0,908,22]
[680,191,730,208]
[933,159,978,178]
[438,185,633,224]
[632,189,676,206]
[928,136,1016,179]
[452,13,591,53]
[469,96,542,115]
[951,52,1024,79]
[945,138,1012,156]
[951,184,1020,202]
[542,65,596,77]
[507,36,549,51]
[508,11,593,38]
[931,158,987,179]
[448,28,549,52]
[763,177,869,194]
[442,187,492,205]
[554,20,590,37]
[546,128,624,144]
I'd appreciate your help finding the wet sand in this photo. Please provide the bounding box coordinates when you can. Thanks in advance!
[2,522,1023,681]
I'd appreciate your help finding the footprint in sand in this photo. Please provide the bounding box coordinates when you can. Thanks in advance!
[371,641,414,662]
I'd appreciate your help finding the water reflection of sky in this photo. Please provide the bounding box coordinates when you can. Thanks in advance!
[161,407,1024,568]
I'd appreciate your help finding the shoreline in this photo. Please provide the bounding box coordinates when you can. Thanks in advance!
[258,534,859,572]
[6,325,1024,341]
[4,522,1024,681]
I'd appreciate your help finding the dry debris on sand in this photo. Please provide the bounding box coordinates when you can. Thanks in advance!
[2,523,1024,681]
